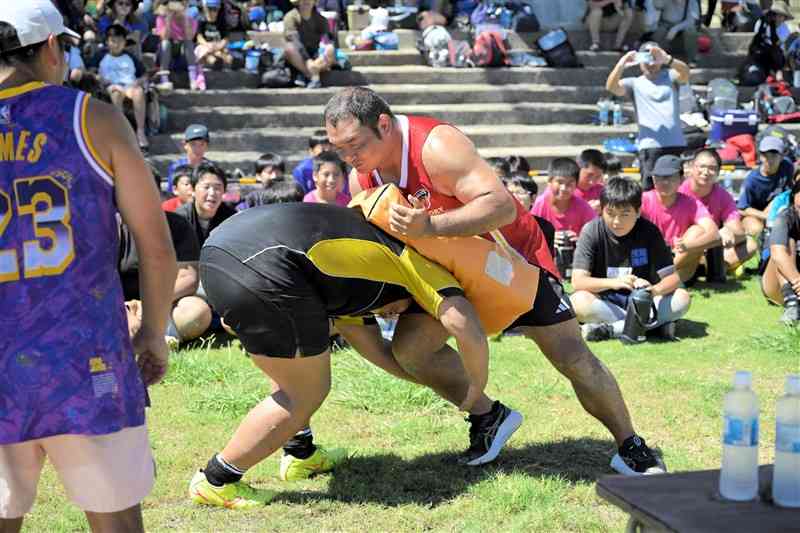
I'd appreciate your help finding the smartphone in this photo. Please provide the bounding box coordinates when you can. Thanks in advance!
[635,51,654,65]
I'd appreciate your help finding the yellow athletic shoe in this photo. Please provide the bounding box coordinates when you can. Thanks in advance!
[732,264,746,280]
[188,470,275,509]
[279,446,349,481]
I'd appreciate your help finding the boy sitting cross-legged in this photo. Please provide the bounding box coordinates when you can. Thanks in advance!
[570,177,692,342]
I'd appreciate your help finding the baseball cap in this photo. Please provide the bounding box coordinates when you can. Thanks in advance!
[758,136,784,153]
[184,124,209,142]
[651,155,683,178]
[0,0,81,54]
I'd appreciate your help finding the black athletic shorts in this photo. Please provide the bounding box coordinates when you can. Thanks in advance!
[403,271,575,328]
[200,246,330,357]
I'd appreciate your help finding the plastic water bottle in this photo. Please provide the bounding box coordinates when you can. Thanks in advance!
[773,374,800,508]
[719,371,760,501]
[612,102,623,126]
[597,98,610,126]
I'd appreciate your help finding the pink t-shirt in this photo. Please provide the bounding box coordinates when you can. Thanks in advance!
[530,193,597,234]
[303,190,350,206]
[155,14,198,41]
[574,183,605,203]
[678,180,740,227]
[641,190,713,246]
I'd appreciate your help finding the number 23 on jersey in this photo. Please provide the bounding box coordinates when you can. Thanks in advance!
[0,175,75,282]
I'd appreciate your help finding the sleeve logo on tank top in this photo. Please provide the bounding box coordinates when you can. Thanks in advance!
[0,105,12,126]
[413,187,432,210]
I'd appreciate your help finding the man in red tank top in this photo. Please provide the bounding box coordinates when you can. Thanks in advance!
[324,87,666,475]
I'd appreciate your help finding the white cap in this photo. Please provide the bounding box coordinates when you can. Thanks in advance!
[0,0,81,54]
[786,375,800,395]
[734,370,752,388]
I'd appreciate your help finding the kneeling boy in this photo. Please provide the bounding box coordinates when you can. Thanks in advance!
[571,177,692,342]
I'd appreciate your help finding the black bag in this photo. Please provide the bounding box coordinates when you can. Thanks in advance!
[738,61,767,86]
[510,3,539,32]
[536,28,580,68]
[261,66,293,88]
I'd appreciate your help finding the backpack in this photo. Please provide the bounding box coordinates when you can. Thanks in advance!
[448,39,474,67]
[473,31,509,67]
[511,9,539,33]
[419,25,452,67]
[738,61,767,87]
[536,28,580,68]
[706,78,739,112]
[470,1,513,29]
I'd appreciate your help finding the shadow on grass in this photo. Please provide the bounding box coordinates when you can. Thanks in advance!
[274,437,635,507]
[690,279,746,297]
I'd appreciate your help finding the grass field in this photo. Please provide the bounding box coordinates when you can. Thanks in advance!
[24,275,799,532]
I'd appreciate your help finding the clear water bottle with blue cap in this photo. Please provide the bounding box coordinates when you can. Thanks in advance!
[719,370,760,501]
[597,98,610,126]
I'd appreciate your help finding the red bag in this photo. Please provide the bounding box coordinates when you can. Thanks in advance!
[472,31,509,67]
[768,111,800,123]
[766,76,793,97]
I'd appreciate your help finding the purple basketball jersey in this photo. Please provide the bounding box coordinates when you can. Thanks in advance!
[0,82,145,444]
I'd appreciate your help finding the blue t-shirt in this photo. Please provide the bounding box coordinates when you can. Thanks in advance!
[736,159,794,211]
[621,69,686,150]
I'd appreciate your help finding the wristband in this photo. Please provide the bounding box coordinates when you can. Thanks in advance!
[666,55,674,67]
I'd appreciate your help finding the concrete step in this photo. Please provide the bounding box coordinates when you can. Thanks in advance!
[149,145,638,177]
[164,101,609,131]
[150,123,640,154]
[347,50,424,66]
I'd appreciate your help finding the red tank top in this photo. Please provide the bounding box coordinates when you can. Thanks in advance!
[357,115,558,277]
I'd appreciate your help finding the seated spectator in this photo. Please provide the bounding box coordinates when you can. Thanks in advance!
[283,0,336,89]
[737,136,795,239]
[604,152,623,180]
[577,148,607,213]
[292,129,331,193]
[119,207,209,347]
[506,154,530,176]
[98,0,149,55]
[487,157,511,181]
[162,164,195,211]
[303,150,349,205]
[88,24,150,149]
[167,123,213,193]
[651,0,700,66]
[641,155,720,282]
[155,0,203,91]
[195,0,234,70]
[504,174,556,258]
[679,149,758,277]
[606,43,690,191]
[585,0,634,52]
[531,158,597,277]
[761,180,800,324]
[175,162,237,247]
[571,177,691,342]
[255,152,286,186]
[748,1,792,80]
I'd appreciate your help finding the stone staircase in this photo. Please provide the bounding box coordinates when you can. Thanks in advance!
[149,28,800,178]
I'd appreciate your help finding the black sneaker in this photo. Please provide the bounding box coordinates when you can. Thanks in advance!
[459,401,523,466]
[610,435,667,476]
[653,321,677,341]
[582,322,615,342]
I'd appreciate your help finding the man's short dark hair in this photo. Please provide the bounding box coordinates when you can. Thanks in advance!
[507,155,530,174]
[106,23,129,39]
[192,162,227,188]
[245,180,304,207]
[600,177,642,211]
[577,149,607,171]
[254,152,285,175]
[509,173,537,195]
[172,164,194,187]
[0,22,65,67]
[548,157,580,181]
[603,152,622,175]
[309,129,330,150]
[324,87,395,138]
[313,150,347,175]
[488,157,511,179]
[691,148,722,169]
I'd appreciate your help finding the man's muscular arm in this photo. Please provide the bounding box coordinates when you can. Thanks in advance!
[390,125,517,238]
